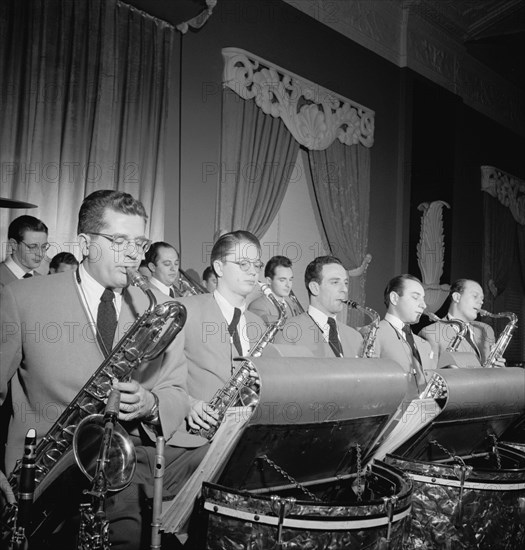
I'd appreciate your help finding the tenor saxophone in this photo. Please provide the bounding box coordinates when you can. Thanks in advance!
[172,268,209,296]
[345,300,380,358]
[423,310,469,352]
[190,283,287,441]
[2,269,187,544]
[478,309,518,368]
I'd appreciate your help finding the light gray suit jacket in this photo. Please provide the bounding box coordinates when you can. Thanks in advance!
[419,320,495,366]
[247,295,300,325]
[170,293,266,447]
[273,312,363,358]
[0,270,189,473]
[0,261,41,291]
[373,319,437,398]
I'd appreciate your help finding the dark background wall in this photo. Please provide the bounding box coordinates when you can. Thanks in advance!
[129,0,525,315]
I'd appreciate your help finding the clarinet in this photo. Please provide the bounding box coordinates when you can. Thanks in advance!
[8,429,37,550]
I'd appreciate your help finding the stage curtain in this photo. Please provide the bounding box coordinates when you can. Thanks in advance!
[306,141,371,325]
[482,194,517,310]
[216,88,300,238]
[0,0,173,262]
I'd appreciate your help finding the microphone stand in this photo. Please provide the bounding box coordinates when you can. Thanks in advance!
[77,390,120,550]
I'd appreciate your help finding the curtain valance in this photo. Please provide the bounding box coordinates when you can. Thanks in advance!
[222,47,375,151]
[481,165,525,225]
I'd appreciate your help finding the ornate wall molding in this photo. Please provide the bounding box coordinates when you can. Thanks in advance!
[416,200,451,313]
[222,47,375,150]
[284,0,525,137]
[481,165,525,225]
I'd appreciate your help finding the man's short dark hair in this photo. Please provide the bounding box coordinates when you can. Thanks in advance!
[210,230,261,265]
[202,266,215,281]
[304,255,343,297]
[145,242,176,266]
[77,190,148,234]
[49,252,78,271]
[383,274,422,308]
[449,279,475,295]
[8,215,48,242]
[264,255,292,279]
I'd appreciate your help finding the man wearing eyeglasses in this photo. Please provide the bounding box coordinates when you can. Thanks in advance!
[171,230,267,445]
[1,190,205,550]
[0,215,49,289]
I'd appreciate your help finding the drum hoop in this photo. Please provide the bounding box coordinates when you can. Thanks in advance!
[409,473,525,491]
[203,501,412,529]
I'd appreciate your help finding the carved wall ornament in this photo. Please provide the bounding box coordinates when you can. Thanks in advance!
[222,47,375,150]
[416,200,451,313]
[481,165,525,225]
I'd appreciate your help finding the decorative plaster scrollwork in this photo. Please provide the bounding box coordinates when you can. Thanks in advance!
[222,47,375,150]
[417,200,451,313]
[481,165,525,225]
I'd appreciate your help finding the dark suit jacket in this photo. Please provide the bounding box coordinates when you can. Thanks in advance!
[0,271,189,473]
[373,319,437,398]
[419,320,495,365]
[273,312,363,358]
[248,295,300,325]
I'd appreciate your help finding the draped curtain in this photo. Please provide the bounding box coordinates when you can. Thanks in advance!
[306,142,371,325]
[216,88,300,238]
[0,0,173,261]
[482,195,519,311]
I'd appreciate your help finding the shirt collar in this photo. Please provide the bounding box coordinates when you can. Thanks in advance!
[149,276,171,296]
[214,289,246,324]
[5,256,31,278]
[385,312,405,333]
[78,262,122,319]
[308,305,336,336]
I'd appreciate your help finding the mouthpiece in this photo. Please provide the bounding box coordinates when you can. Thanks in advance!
[423,310,441,322]
[258,282,272,297]
[478,309,491,317]
[343,300,359,308]
[127,268,149,292]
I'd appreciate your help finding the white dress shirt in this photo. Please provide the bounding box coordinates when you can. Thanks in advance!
[214,290,249,355]
[5,256,33,278]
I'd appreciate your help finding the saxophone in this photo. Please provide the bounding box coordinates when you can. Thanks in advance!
[3,269,187,544]
[190,283,287,441]
[172,268,209,296]
[345,300,380,358]
[424,310,468,352]
[478,309,518,368]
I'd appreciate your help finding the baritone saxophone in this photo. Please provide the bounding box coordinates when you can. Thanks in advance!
[2,269,187,544]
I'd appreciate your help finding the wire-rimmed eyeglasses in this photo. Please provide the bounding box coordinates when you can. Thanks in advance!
[88,232,152,254]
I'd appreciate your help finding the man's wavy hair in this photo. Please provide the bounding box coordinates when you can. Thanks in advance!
[77,190,148,234]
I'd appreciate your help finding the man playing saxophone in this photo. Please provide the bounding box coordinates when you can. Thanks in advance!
[419,278,504,367]
[248,255,302,325]
[171,230,266,440]
[372,274,437,397]
[274,256,363,358]
[0,190,204,550]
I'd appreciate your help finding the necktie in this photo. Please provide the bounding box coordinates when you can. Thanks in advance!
[402,324,423,366]
[97,288,117,355]
[23,272,32,279]
[464,325,481,359]
[169,287,175,298]
[327,317,343,357]
[228,307,243,356]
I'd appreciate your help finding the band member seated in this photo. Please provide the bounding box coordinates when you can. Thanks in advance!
[174,230,266,436]
[274,256,363,357]
[0,190,204,550]
[248,255,302,325]
[372,274,437,397]
[202,265,218,293]
[145,241,180,297]
[48,251,79,274]
[419,278,502,367]
[0,215,49,288]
